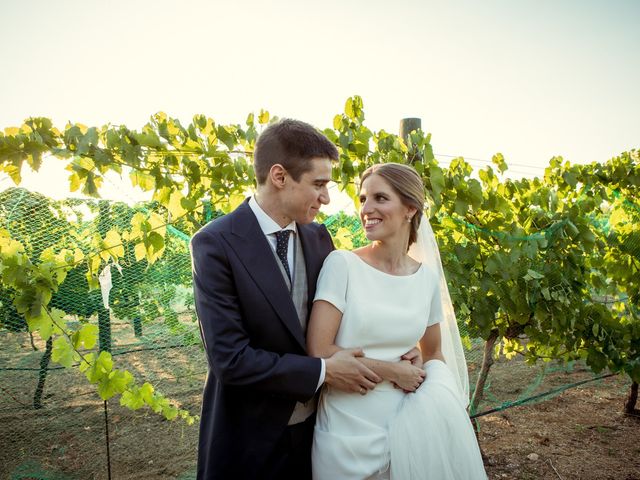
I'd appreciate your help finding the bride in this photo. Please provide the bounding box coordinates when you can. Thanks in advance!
[307,162,487,479]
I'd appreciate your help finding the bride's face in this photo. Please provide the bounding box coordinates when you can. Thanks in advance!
[358,174,414,243]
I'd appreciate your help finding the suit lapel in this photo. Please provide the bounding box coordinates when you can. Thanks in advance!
[224,202,306,349]
[298,223,324,314]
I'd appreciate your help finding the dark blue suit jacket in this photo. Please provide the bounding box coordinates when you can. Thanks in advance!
[190,200,333,479]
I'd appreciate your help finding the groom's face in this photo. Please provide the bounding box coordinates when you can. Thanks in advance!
[282,157,332,224]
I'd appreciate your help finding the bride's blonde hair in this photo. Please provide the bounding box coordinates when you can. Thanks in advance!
[360,163,425,249]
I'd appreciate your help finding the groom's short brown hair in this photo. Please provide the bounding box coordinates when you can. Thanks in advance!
[253,119,339,185]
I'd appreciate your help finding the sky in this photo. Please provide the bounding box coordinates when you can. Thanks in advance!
[1,0,638,206]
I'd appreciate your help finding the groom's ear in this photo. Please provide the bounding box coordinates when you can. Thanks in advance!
[268,164,288,190]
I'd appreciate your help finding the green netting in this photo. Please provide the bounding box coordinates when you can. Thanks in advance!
[0,186,636,479]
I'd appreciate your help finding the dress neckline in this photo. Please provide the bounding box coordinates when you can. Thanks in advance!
[345,250,423,278]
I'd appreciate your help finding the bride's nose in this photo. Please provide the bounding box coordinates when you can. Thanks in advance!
[360,197,373,215]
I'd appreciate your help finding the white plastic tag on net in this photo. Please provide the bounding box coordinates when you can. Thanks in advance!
[98,263,123,310]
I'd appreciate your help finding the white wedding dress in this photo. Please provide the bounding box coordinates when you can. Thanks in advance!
[311,250,486,480]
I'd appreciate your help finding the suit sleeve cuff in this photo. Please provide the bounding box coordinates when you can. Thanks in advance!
[316,359,326,392]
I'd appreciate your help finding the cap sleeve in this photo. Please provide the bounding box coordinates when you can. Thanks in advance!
[314,250,349,313]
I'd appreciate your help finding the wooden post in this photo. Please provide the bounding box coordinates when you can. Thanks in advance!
[399,117,422,142]
[33,337,53,409]
[133,317,143,337]
[625,381,638,414]
[399,118,422,164]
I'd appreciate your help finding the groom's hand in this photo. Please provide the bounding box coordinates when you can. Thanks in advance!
[324,348,381,394]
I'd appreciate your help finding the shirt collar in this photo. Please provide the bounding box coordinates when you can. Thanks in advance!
[248,196,297,236]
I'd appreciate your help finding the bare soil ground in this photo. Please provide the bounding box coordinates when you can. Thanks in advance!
[477,374,639,480]
[1,327,638,480]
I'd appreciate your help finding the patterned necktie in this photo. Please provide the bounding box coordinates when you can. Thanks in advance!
[275,229,292,281]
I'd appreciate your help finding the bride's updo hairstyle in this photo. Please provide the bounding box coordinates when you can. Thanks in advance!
[360,162,425,250]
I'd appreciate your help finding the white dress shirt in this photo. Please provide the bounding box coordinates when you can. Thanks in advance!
[248,196,326,391]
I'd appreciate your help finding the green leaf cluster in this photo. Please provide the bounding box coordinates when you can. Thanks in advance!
[1,98,639,425]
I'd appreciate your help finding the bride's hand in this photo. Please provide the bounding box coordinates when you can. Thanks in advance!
[392,360,425,392]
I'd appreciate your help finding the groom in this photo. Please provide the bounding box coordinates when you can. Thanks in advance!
[190,119,384,479]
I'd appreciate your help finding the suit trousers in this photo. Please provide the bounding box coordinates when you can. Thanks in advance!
[263,414,315,480]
